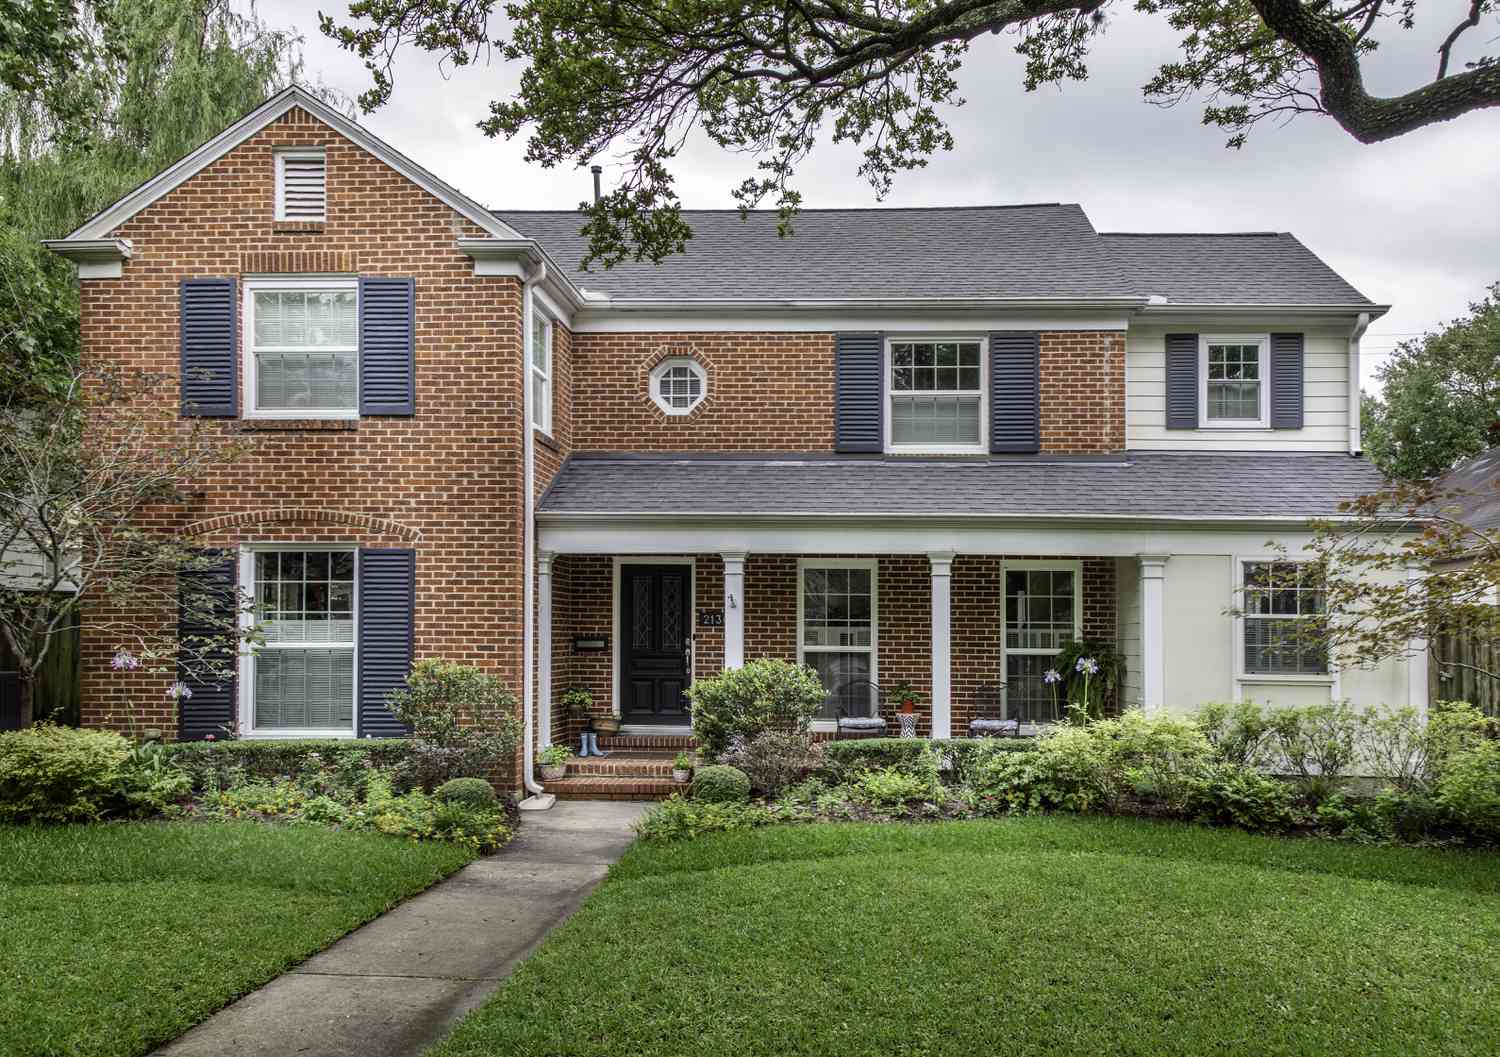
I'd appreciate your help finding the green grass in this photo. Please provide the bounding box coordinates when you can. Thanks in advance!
[429,816,1500,1057]
[0,821,474,1057]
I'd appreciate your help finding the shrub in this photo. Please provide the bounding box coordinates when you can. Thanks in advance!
[0,725,132,823]
[1265,702,1367,804]
[968,726,1117,814]
[385,659,521,791]
[849,765,943,807]
[718,731,825,797]
[1431,737,1500,841]
[1090,711,1215,813]
[164,739,410,793]
[691,764,752,803]
[686,659,825,760]
[435,777,498,807]
[1183,762,1303,832]
[821,737,1034,784]
[633,795,776,843]
[1192,701,1276,767]
[116,741,193,816]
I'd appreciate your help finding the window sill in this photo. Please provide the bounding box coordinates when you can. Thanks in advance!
[884,447,989,457]
[534,429,561,454]
[1197,422,1271,431]
[238,418,358,432]
[1236,674,1334,686]
[237,729,358,740]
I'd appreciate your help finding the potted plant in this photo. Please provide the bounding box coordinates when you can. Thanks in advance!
[672,751,693,782]
[886,681,924,715]
[561,686,594,727]
[537,743,570,781]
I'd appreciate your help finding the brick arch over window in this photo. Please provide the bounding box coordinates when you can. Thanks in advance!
[638,343,717,421]
[182,507,422,543]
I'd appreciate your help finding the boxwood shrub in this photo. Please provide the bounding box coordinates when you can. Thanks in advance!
[691,764,752,803]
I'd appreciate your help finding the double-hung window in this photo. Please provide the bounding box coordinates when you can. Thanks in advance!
[531,312,552,433]
[888,339,986,452]
[246,278,358,417]
[245,548,356,735]
[1003,563,1080,723]
[1200,335,1269,427]
[1242,561,1327,675]
[799,562,877,721]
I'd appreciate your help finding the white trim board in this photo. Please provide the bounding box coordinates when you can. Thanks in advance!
[65,86,522,242]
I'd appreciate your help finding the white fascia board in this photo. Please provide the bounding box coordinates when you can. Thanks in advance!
[572,296,1142,334]
[41,238,132,279]
[537,509,1392,529]
[1135,303,1392,324]
[456,238,584,318]
[65,86,522,242]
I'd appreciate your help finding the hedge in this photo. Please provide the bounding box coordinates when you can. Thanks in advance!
[163,738,411,790]
[821,737,1036,782]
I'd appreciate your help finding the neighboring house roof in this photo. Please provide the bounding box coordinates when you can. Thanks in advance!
[1098,232,1374,306]
[497,207,1377,307]
[1436,447,1500,533]
[538,452,1388,522]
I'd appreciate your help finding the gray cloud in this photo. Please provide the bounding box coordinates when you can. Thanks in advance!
[271,2,1500,389]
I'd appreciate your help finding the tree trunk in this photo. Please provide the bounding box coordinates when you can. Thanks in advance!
[17,671,35,728]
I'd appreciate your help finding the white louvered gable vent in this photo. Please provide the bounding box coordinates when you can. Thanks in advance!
[276,150,326,221]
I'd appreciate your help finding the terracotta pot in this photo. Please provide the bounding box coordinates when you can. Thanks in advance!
[901,700,915,714]
[540,763,567,781]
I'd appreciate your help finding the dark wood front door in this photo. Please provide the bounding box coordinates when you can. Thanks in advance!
[620,563,692,725]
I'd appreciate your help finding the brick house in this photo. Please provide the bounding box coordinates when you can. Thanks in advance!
[46,87,1421,802]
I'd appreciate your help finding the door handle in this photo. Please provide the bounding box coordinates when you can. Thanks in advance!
[683,635,694,674]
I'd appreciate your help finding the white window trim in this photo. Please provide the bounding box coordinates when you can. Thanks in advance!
[883,336,989,455]
[1230,554,1336,690]
[242,275,360,420]
[237,543,359,740]
[531,309,553,435]
[1199,333,1271,430]
[648,356,708,417]
[274,149,326,222]
[796,558,879,731]
[1000,559,1083,721]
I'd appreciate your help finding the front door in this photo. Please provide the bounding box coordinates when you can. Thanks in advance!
[620,563,692,725]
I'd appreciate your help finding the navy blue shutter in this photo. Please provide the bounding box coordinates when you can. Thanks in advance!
[1165,333,1199,429]
[989,331,1040,453]
[834,332,884,453]
[177,552,238,740]
[357,548,414,737]
[1269,332,1305,429]
[359,278,416,415]
[179,279,237,417]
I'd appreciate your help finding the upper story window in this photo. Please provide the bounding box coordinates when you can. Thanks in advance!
[1242,560,1327,675]
[530,312,552,433]
[245,278,358,418]
[887,338,987,453]
[1200,335,1269,428]
[245,548,356,735]
[275,150,326,221]
[650,357,707,416]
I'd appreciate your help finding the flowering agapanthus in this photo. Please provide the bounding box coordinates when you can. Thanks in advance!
[111,649,140,671]
[1042,668,1062,685]
[166,682,193,702]
[1075,657,1100,677]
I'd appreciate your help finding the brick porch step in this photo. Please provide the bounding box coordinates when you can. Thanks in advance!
[545,774,685,801]
[596,733,698,752]
[568,751,678,778]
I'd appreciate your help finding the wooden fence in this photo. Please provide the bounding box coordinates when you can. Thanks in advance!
[1430,631,1500,717]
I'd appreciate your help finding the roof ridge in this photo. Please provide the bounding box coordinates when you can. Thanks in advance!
[1099,231,1287,238]
[494,203,1072,216]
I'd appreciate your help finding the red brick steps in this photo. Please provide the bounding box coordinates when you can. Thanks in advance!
[543,747,691,800]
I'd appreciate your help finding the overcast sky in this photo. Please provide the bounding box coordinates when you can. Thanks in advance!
[273,3,1500,391]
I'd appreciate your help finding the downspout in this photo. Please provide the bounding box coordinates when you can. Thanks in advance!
[518,261,555,810]
[1348,312,1370,455]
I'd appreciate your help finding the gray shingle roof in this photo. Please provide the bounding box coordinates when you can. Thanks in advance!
[495,205,1375,306]
[538,452,1388,521]
[1436,447,1500,533]
[496,204,1129,301]
[1098,232,1374,305]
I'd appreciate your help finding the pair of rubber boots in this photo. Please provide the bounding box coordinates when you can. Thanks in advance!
[577,732,609,757]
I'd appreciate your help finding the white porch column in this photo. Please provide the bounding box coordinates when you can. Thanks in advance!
[1407,563,1429,715]
[1139,555,1169,714]
[537,551,554,748]
[721,551,746,670]
[929,552,955,739]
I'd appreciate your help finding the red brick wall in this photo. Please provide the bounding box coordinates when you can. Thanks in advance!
[1040,331,1126,454]
[76,105,528,745]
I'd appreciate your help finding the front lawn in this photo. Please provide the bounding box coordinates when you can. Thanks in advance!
[0,821,474,1057]
[429,816,1500,1057]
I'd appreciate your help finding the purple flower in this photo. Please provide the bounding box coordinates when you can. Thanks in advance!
[1042,668,1062,685]
[166,682,193,702]
[1076,657,1100,677]
[111,649,140,671]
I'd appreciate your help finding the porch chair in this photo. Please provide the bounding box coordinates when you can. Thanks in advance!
[831,679,888,740]
[967,682,1020,737]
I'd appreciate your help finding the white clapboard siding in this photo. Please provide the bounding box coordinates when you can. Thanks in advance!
[1126,323,1350,451]
[276,152,326,221]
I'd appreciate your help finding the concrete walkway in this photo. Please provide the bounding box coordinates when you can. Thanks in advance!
[154,800,650,1057]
